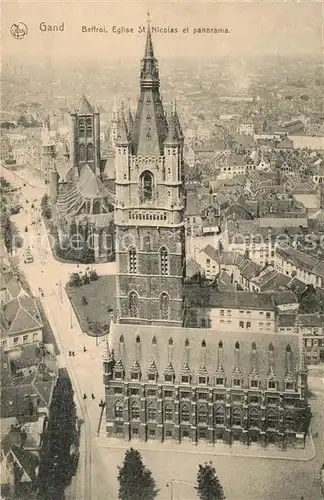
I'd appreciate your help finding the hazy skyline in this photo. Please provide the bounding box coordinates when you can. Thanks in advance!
[2,1,322,64]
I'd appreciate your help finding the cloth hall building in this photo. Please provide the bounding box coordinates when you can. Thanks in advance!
[103,25,309,447]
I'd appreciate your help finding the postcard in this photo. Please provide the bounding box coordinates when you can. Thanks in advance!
[1,1,323,499]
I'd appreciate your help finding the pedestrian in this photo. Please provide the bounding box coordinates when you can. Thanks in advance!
[68,351,71,356]
[83,393,87,400]
[83,346,87,352]
[91,393,95,400]
[72,351,75,356]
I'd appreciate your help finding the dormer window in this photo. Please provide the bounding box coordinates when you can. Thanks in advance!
[114,371,122,379]
[233,378,241,387]
[268,380,277,390]
[285,381,295,391]
[250,379,259,389]
[148,373,156,381]
[216,377,224,386]
[198,377,207,385]
[165,374,173,382]
[131,372,139,380]
[181,375,189,384]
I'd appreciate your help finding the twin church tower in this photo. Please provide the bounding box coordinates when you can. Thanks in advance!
[114,24,186,326]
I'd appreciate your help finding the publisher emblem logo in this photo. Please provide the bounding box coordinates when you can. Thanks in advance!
[10,22,28,39]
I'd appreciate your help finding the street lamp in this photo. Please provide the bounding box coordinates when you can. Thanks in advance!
[166,479,196,500]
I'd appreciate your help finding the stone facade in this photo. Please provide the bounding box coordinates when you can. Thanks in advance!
[114,25,185,325]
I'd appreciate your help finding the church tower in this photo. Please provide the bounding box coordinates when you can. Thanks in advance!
[69,94,101,179]
[114,22,185,326]
[110,97,119,150]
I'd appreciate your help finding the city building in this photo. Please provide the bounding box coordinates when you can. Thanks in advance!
[40,116,56,183]
[278,313,324,363]
[103,21,309,448]
[275,245,324,289]
[49,95,115,262]
[0,265,44,349]
[0,135,11,162]
[237,122,255,136]
[104,323,308,447]
[113,24,185,326]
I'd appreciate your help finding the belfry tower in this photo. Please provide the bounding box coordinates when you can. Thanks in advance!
[114,21,185,326]
[69,94,101,179]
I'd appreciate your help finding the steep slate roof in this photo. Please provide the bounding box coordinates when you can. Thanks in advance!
[76,163,107,198]
[77,94,94,114]
[201,245,219,262]
[239,260,262,281]
[277,245,324,277]
[252,269,291,292]
[109,323,300,391]
[131,27,168,155]
[287,277,308,296]
[278,313,323,328]
[207,291,274,310]
[273,291,298,306]
[1,271,29,303]
[186,192,201,216]
[185,258,204,278]
[1,296,43,337]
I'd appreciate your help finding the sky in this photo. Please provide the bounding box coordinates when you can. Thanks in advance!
[2,1,323,63]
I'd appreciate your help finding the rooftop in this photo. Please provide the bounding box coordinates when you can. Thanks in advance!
[109,322,301,392]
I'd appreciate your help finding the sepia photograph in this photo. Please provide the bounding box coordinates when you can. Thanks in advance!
[0,1,323,499]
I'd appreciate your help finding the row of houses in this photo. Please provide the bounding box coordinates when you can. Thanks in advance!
[0,246,58,497]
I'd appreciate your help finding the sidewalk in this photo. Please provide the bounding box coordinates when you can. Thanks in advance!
[96,431,316,462]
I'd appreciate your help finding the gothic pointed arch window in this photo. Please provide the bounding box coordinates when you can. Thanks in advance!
[131,401,140,420]
[164,404,173,422]
[79,118,86,135]
[141,171,154,201]
[147,402,157,421]
[160,246,169,275]
[160,293,170,320]
[249,408,260,427]
[79,144,86,162]
[86,117,93,137]
[232,408,242,426]
[284,411,295,431]
[128,246,137,273]
[87,143,94,161]
[266,409,277,429]
[214,407,225,426]
[115,400,123,419]
[198,405,208,424]
[181,404,190,422]
[128,291,139,318]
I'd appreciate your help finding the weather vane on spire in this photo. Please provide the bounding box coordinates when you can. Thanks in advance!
[147,10,151,29]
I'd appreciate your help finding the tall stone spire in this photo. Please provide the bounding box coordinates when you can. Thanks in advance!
[127,100,134,135]
[132,14,168,155]
[173,100,184,141]
[115,104,130,146]
[164,109,181,146]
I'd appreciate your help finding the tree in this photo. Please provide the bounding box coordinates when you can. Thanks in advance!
[41,193,49,209]
[89,269,99,281]
[42,206,52,219]
[118,448,158,500]
[196,462,225,500]
[68,272,82,287]
[38,372,77,500]
[82,273,90,285]
[81,295,88,306]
